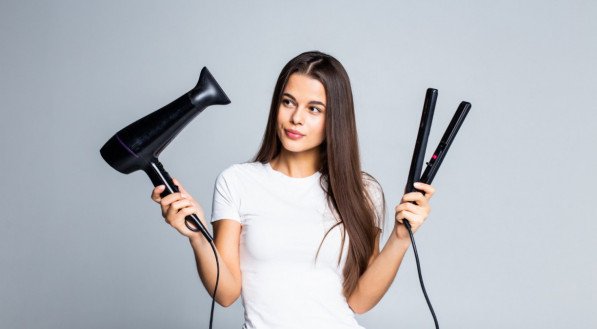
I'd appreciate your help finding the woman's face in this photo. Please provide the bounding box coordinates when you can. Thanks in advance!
[276,73,327,156]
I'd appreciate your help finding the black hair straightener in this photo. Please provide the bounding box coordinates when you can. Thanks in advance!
[404,88,471,329]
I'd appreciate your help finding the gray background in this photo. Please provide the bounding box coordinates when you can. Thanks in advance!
[1,0,595,328]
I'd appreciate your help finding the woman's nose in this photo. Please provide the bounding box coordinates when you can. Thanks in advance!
[290,107,304,125]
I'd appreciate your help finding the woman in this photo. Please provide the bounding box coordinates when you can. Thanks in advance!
[151,51,435,328]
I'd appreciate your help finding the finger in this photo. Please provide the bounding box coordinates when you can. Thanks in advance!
[414,182,435,199]
[160,192,186,207]
[395,210,419,222]
[395,202,415,213]
[171,199,193,212]
[151,185,165,203]
[402,192,427,205]
[414,195,429,208]
[164,200,178,219]
[179,206,198,218]
[397,210,423,227]
[171,207,199,227]
[395,210,404,224]
[397,202,425,216]
[165,202,193,223]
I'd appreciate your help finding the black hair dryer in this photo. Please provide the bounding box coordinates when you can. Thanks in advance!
[100,67,230,242]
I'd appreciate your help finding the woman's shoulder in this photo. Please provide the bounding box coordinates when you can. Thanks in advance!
[217,161,267,180]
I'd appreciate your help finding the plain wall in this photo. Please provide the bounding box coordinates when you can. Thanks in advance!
[1,0,595,328]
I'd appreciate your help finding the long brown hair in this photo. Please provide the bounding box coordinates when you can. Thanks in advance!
[252,51,385,298]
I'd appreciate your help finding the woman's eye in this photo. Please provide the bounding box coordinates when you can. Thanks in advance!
[282,99,294,107]
[309,107,322,113]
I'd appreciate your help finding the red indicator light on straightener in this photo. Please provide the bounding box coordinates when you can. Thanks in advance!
[432,154,438,160]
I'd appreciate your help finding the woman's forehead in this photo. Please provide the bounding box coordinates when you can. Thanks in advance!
[284,74,326,104]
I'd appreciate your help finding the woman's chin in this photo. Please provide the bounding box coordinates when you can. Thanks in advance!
[280,142,318,155]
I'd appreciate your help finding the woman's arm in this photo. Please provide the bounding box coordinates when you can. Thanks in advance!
[347,182,435,314]
[189,219,242,307]
[152,178,242,307]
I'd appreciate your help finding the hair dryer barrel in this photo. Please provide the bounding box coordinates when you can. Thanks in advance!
[100,67,230,174]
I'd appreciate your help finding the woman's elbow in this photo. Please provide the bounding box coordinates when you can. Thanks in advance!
[216,290,241,307]
[217,297,238,308]
[348,300,371,315]
[351,306,370,315]
[216,297,238,307]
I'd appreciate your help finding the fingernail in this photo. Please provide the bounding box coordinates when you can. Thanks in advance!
[414,182,421,187]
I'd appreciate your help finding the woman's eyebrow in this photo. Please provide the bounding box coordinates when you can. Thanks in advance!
[283,93,326,108]
[309,101,326,108]
[282,93,296,101]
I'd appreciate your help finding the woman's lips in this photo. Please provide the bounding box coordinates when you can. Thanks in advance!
[284,129,304,140]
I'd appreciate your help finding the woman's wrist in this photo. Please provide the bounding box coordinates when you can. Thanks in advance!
[189,233,210,248]
[392,222,412,247]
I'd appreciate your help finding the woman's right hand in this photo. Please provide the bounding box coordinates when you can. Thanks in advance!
[151,178,207,239]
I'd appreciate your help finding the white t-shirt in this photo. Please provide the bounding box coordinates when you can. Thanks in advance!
[211,161,384,329]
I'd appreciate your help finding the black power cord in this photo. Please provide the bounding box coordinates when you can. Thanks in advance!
[403,219,439,329]
[206,240,220,329]
[187,223,220,329]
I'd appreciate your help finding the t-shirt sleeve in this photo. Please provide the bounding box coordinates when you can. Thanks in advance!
[211,167,242,224]
[363,174,385,232]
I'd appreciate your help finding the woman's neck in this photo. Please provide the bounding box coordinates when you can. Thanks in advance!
[270,148,321,178]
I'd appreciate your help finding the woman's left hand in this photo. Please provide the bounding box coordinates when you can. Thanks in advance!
[394,182,435,241]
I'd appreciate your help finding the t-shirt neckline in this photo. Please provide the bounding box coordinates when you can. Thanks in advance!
[265,162,321,182]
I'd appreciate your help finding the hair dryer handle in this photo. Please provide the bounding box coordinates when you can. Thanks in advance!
[145,160,214,242]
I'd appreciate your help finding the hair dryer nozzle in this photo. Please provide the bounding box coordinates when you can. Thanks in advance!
[191,67,231,107]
